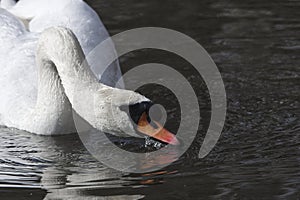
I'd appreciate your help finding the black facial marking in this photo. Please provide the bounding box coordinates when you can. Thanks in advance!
[120,101,153,125]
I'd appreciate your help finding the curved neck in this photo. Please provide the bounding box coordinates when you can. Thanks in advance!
[37,27,101,102]
[32,27,107,134]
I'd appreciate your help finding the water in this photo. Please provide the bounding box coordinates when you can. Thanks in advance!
[1,0,299,199]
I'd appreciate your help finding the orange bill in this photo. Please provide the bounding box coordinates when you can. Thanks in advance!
[137,112,180,145]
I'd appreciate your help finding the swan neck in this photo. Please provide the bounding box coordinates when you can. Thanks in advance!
[33,27,110,134]
[37,27,101,103]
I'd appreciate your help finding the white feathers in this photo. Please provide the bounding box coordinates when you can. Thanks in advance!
[0,1,147,135]
[0,0,16,9]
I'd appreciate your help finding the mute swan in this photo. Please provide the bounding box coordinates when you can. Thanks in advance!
[0,0,179,145]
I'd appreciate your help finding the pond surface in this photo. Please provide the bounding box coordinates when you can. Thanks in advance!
[1,0,299,199]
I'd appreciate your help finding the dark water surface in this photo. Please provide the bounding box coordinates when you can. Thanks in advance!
[1,0,299,199]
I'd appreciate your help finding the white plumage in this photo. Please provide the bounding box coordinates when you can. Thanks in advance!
[0,0,148,135]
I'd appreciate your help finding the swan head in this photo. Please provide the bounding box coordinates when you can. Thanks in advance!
[89,87,179,145]
[35,26,178,144]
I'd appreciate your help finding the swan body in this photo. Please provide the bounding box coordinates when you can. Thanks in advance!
[0,0,179,145]
[0,1,148,136]
[6,0,123,85]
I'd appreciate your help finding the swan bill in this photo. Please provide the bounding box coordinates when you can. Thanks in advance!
[137,112,180,145]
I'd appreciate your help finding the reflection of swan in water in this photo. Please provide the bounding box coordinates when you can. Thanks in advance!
[0,127,144,199]
[41,167,144,200]
[39,135,178,199]
[0,127,182,199]
[40,156,144,199]
[45,194,144,200]
[0,0,178,144]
